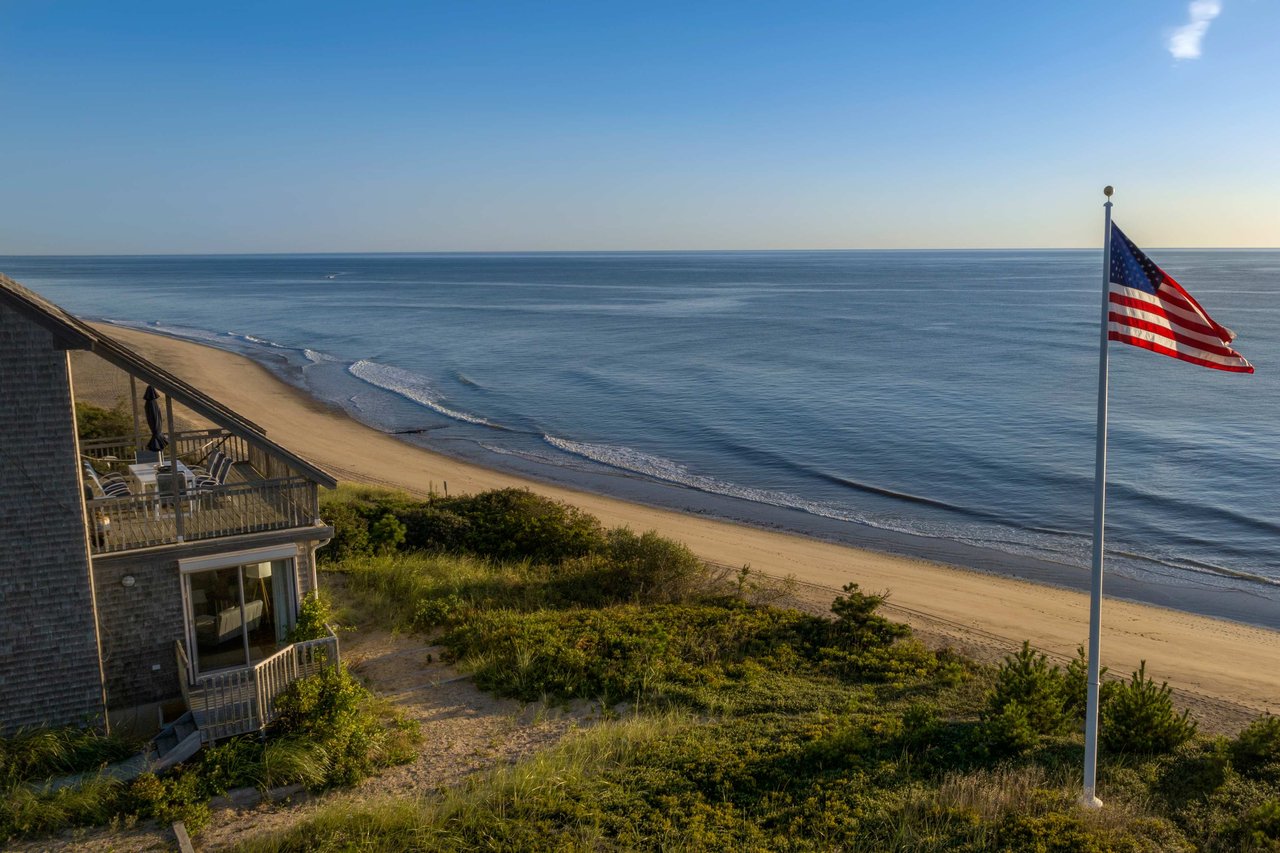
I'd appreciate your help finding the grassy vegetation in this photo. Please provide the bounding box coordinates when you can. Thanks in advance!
[74,400,133,442]
[239,487,1280,851]
[0,666,418,843]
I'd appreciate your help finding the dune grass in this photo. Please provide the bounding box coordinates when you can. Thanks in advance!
[250,488,1280,852]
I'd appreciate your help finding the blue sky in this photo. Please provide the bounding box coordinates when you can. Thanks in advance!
[2,1,1276,252]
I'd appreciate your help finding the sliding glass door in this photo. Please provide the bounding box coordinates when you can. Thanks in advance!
[185,557,296,674]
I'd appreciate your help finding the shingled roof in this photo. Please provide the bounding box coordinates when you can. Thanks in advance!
[0,272,337,488]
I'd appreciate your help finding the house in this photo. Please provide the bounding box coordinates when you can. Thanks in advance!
[0,273,338,744]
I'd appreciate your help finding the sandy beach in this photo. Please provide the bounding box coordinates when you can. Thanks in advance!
[91,325,1280,726]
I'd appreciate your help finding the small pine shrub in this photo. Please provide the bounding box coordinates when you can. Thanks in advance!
[985,642,1071,737]
[1231,716,1280,782]
[984,699,1040,757]
[828,583,910,651]
[1062,644,1115,723]
[369,513,407,555]
[1101,661,1196,754]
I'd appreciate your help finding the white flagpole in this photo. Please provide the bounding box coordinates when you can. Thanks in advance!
[1082,185,1114,809]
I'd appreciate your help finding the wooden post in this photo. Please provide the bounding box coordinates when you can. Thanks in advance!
[166,394,184,542]
[130,375,141,456]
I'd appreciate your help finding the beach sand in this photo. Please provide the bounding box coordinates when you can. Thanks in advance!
[91,325,1280,727]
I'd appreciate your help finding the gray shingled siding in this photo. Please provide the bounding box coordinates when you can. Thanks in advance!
[0,308,106,733]
[94,535,324,710]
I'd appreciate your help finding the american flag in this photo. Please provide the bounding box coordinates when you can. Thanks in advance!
[1107,223,1254,373]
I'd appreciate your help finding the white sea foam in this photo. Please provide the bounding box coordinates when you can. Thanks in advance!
[233,332,289,349]
[543,434,880,525]
[349,360,490,426]
[304,349,336,364]
[540,434,1107,571]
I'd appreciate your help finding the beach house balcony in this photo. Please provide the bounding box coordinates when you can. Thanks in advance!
[82,428,322,555]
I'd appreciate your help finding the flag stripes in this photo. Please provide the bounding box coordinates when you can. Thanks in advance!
[1107,224,1253,373]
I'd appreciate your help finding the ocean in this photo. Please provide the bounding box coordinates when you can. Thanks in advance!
[5,251,1278,625]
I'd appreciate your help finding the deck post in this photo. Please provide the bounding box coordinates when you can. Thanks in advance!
[166,394,184,542]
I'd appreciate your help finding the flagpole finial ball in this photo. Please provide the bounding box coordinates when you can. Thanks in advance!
[1103,186,1114,197]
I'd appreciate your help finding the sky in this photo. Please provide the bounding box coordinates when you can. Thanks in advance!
[2,1,1277,253]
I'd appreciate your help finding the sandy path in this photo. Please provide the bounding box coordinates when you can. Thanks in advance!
[96,326,1280,721]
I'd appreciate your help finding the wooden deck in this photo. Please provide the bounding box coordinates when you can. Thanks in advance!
[88,472,318,554]
[83,429,320,555]
[176,631,339,741]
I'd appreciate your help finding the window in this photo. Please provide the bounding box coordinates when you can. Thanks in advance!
[180,547,299,674]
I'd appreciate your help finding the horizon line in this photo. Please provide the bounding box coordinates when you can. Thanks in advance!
[3,246,1279,258]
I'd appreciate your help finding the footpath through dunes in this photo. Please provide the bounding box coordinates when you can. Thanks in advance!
[99,325,1280,724]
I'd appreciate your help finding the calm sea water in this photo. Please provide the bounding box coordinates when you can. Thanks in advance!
[6,251,1279,621]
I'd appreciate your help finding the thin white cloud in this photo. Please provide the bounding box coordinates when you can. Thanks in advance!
[1168,0,1222,59]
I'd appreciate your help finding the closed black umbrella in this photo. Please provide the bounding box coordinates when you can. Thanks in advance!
[143,386,169,454]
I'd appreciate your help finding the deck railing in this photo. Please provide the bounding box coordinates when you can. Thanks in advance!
[81,428,252,471]
[88,476,318,555]
[176,628,339,741]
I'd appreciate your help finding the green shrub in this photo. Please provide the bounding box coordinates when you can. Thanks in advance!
[827,583,911,651]
[74,401,133,441]
[985,642,1071,738]
[322,500,372,563]
[437,488,607,563]
[1231,716,1280,782]
[1179,777,1280,853]
[193,735,264,795]
[1154,740,1233,811]
[601,527,706,604]
[446,603,820,705]
[127,770,211,834]
[271,665,418,788]
[1101,662,1196,755]
[1063,644,1115,723]
[369,513,407,555]
[287,591,338,643]
[396,505,472,552]
[983,698,1041,757]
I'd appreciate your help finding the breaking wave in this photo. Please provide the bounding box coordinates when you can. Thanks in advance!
[349,359,492,426]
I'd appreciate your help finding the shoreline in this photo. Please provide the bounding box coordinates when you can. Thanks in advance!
[94,324,1280,718]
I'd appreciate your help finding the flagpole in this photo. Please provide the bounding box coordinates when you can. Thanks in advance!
[1082,185,1114,809]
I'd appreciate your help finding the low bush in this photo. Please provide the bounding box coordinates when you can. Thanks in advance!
[74,401,132,442]
[1101,662,1197,755]
[271,664,419,788]
[445,602,817,704]
[1231,715,1280,782]
[436,488,607,564]
[286,591,338,643]
[985,641,1071,740]
[321,487,608,566]
[598,527,707,604]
